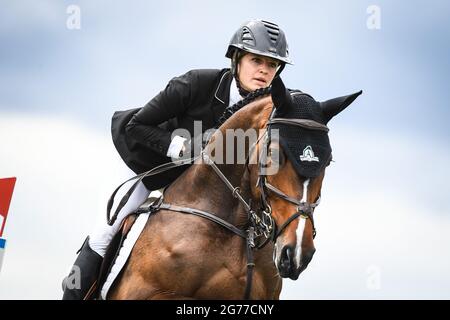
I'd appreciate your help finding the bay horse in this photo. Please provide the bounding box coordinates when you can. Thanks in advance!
[106,78,361,299]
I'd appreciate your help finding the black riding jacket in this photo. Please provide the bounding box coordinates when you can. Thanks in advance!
[111,68,233,189]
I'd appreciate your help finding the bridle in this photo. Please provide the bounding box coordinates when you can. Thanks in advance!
[253,112,330,245]
[105,100,330,300]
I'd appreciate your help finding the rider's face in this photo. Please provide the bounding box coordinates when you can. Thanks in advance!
[237,53,280,92]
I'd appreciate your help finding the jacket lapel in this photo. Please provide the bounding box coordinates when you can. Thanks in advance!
[211,70,232,124]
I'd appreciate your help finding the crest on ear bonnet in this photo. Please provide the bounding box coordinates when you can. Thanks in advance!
[270,77,363,177]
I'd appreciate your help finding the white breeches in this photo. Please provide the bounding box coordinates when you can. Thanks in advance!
[89,167,151,258]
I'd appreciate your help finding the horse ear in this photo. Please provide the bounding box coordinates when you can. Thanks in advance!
[320,90,363,123]
[271,76,292,113]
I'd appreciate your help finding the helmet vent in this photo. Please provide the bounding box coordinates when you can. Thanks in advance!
[241,27,255,46]
[262,20,280,45]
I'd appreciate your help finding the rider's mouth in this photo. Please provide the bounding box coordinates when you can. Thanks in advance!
[253,78,267,85]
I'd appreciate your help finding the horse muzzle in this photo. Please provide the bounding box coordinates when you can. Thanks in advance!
[277,245,315,280]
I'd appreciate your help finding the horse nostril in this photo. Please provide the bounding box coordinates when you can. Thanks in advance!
[281,245,294,267]
[286,247,292,262]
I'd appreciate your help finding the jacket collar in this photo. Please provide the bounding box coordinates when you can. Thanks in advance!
[214,69,232,106]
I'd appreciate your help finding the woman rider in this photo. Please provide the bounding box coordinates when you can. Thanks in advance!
[62,19,292,299]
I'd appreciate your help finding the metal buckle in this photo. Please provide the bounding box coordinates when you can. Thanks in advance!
[247,227,256,248]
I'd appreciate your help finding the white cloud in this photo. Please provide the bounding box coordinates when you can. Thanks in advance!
[0,115,449,299]
[0,114,129,299]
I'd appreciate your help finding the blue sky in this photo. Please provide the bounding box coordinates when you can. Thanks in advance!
[0,0,449,299]
[1,1,449,138]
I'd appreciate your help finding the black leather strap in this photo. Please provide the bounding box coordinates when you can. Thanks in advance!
[268,118,329,132]
[107,155,199,225]
[158,203,247,239]
[244,227,255,300]
[156,201,254,300]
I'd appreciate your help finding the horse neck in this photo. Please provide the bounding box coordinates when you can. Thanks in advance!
[212,99,271,181]
[167,96,273,225]
[211,97,272,224]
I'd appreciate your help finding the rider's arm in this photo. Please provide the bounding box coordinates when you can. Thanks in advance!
[125,70,195,157]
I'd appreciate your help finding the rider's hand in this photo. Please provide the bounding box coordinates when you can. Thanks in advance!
[179,134,204,159]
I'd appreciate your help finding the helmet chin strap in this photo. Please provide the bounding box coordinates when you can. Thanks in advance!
[230,50,239,77]
[231,51,251,97]
[274,63,285,78]
[235,76,251,97]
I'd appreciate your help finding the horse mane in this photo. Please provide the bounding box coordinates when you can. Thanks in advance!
[217,93,274,133]
[216,87,272,127]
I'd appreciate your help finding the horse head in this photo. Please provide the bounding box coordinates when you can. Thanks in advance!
[248,77,362,280]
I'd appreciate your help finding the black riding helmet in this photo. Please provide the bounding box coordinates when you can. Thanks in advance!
[226,19,292,77]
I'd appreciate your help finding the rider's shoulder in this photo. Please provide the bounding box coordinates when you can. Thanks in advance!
[171,69,229,91]
[181,68,229,82]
